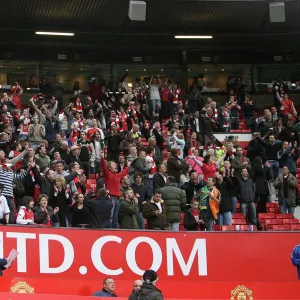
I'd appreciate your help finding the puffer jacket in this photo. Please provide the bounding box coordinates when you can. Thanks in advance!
[274,173,298,207]
[118,199,139,229]
[291,244,300,279]
[160,184,186,222]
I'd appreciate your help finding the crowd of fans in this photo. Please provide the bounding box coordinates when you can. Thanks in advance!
[0,76,299,232]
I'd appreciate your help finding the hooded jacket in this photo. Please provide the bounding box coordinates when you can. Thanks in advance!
[129,282,164,300]
[291,244,300,280]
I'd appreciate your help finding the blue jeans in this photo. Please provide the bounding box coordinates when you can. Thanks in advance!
[218,212,232,225]
[240,202,257,225]
[170,222,179,231]
[6,196,14,224]
[206,218,215,231]
[110,197,120,228]
[280,199,295,216]
[137,212,145,229]
[268,161,279,180]
[150,99,161,114]
[231,197,237,213]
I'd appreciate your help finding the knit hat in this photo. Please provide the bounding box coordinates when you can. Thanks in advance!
[143,270,158,283]
[227,135,234,141]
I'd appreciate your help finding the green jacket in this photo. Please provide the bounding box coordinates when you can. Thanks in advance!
[118,200,139,229]
[160,184,186,222]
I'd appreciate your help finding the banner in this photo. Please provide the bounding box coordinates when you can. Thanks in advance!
[0,226,299,298]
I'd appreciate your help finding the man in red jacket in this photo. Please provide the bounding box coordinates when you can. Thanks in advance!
[100,151,131,228]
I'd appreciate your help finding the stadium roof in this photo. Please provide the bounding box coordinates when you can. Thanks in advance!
[0,0,299,51]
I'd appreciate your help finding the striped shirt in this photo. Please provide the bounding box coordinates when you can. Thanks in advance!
[0,167,28,198]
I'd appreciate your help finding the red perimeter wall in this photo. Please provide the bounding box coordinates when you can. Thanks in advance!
[0,226,299,299]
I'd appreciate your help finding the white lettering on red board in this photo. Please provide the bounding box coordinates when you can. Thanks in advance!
[1,232,208,276]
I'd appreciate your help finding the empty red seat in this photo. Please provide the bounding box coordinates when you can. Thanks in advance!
[258,213,275,222]
[242,129,251,133]
[89,174,96,179]
[267,207,280,214]
[266,202,279,208]
[240,225,257,231]
[276,214,293,219]
[213,225,222,231]
[180,212,185,225]
[282,218,300,224]
[179,224,186,231]
[265,219,282,230]
[232,213,245,219]
[85,183,91,189]
[220,225,237,231]
[297,168,300,174]
[232,219,246,225]
[290,224,300,231]
[271,225,291,231]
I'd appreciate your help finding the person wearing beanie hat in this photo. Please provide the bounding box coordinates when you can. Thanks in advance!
[129,270,164,300]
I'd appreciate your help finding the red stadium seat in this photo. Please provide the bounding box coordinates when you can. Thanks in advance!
[258,213,275,222]
[85,189,92,194]
[266,202,279,208]
[89,174,96,179]
[290,224,300,231]
[232,219,246,225]
[267,207,280,214]
[232,213,245,219]
[271,225,291,231]
[265,219,282,230]
[296,174,300,178]
[236,202,241,212]
[179,224,186,231]
[276,214,293,219]
[180,213,185,225]
[85,183,91,189]
[240,225,257,231]
[297,168,300,174]
[282,219,300,225]
[221,225,237,231]
[213,225,222,231]
[242,129,251,133]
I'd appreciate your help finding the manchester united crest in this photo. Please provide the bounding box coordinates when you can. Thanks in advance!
[10,281,34,294]
[230,285,254,300]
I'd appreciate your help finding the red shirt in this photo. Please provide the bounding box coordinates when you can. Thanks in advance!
[101,158,128,197]
[201,163,217,181]
[281,99,294,116]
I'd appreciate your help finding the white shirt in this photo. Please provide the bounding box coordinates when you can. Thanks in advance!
[0,195,10,219]
[149,84,160,100]
[155,201,162,213]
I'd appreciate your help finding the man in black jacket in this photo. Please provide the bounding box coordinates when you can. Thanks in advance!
[181,170,204,211]
[184,199,203,231]
[153,164,167,190]
[131,173,150,229]
[85,188,113,228]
